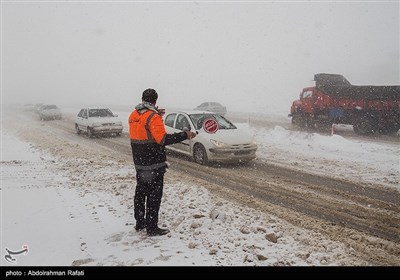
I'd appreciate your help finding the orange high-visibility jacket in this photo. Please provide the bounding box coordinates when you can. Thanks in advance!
[129,110,166,145]
[129,109,187,170]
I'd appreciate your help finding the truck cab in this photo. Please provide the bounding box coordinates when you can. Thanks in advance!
[291,88,316,114]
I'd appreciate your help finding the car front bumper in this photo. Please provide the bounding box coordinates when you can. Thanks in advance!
[41,113,61,119]
[208,146,257,162]
[92,125,123,134]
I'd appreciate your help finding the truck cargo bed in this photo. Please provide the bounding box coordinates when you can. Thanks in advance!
[314,73,400,100]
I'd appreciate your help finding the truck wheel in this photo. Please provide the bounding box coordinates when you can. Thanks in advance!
[292,114,306,128]
[380,123,399,135]
[353,117,376,135]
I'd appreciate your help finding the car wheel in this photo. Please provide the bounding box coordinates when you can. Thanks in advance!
[75,124,81,135]
[87,127,94,138]
[193,144,208,165]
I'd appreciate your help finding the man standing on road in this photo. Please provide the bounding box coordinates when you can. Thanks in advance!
[129,88,196,236]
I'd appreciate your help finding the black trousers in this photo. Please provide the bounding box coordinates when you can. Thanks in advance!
[134,168,165,230]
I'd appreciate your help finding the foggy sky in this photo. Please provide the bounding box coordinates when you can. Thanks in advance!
[2,1,399,114]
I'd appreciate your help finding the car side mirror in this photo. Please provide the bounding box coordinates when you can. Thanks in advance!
[114,114,118,117]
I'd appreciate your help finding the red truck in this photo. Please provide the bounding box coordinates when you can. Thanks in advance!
[289,73,400,134]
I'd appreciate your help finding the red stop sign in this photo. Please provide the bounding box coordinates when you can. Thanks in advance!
[202,118,219,134]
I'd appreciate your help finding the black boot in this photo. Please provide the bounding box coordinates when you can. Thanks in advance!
[135,223,146,232]
[147,227,170,236]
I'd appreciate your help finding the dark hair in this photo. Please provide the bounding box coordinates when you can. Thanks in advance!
[142,88,158,104]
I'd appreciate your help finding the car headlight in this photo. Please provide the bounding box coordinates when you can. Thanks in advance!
[210,139,227,148]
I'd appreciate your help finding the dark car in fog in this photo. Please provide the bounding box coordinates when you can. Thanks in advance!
[194,102,227,116]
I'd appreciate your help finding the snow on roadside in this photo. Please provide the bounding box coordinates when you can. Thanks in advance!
[245,125,399,189]
[1,128,366,266]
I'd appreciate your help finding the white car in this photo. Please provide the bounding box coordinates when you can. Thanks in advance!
[164,110,257,164]
[38,104,62,120]
[75,108,123,138]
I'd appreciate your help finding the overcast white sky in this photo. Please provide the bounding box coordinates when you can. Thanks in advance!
[2,0,399,113]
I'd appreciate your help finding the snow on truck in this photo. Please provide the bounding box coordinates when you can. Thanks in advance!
[288,73,400,135]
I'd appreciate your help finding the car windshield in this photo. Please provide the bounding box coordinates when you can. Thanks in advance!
[189,113,236,130]
[42,105,57,110]
[89,109,114,117]
[211,102,222,106]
